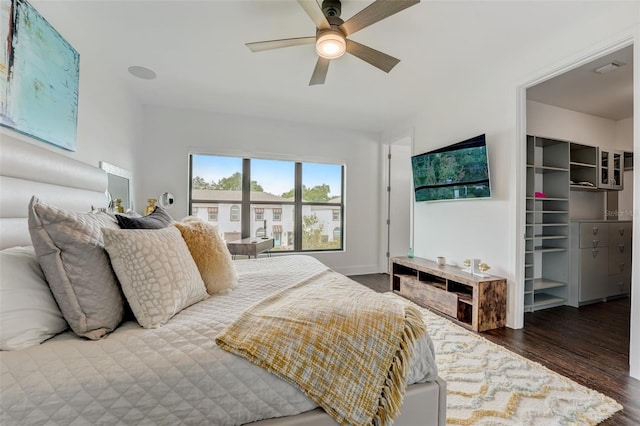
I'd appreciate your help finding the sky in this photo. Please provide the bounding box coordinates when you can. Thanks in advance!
[192,155,342,198]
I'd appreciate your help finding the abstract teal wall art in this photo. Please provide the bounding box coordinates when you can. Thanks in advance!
[1,0,79,151]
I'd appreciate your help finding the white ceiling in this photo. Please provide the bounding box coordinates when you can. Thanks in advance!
[32,1,634,133]
[527,45,633,121]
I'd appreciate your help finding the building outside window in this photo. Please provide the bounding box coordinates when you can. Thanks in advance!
[272,225,282,246]
[208,207,218,221]
[230,205,240,221]
[189,155,344,252]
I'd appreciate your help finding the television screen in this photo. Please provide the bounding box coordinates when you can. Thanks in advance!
[411,134,491,202]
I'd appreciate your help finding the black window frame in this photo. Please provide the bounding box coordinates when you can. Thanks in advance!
[189,155,344,253]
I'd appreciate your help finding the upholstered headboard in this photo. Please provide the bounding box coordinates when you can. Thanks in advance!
[0,133,108,250]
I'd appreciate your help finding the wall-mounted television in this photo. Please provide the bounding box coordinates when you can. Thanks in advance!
[411,134,491,202]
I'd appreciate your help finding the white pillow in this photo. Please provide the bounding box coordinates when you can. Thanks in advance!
[0,246,68,350]
[102,227,208,328]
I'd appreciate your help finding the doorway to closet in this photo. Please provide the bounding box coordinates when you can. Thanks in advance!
[523,43,633,349]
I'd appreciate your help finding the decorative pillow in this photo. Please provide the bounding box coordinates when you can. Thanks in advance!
[102,227,208,328]
[174,217,238,295]
[0,246,68,350]
[115,206,173,229]
[28,196,124,340]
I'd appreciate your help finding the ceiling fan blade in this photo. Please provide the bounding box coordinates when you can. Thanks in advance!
[346,39,400,73]
[340,0,420,36]
[297,0,330,30]
[309,57,331,85]
[246,36,316,52]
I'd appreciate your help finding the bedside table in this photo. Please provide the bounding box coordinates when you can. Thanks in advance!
[226,237,274,259]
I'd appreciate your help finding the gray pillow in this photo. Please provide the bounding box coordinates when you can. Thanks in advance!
[28,196,124,339]
[115,206,173,229]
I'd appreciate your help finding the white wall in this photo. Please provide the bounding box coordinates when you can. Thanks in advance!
[11,1,143,175]
[1,61,140,173]
[138,106,382,275]
[616,118,634,151]
[381,2,639,336]
[630,40,640,380]
[527,101,619,147]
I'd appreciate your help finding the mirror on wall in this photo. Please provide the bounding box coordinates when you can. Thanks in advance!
[99,161,133,212]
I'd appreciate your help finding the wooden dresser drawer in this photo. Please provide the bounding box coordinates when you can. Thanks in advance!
[398,276,458,317]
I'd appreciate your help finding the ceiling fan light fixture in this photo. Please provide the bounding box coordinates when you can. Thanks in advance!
[316,31,346,59]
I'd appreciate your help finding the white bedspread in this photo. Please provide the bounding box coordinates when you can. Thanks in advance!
[0,255,438,425]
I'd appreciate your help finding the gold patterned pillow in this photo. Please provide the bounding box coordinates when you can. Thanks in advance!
[102,227,208,328]
[174,217,238,295]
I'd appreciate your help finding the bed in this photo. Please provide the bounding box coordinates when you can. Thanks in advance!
[0,133,446,426]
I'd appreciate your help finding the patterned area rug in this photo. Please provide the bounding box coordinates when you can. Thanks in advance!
[412,301,623,425]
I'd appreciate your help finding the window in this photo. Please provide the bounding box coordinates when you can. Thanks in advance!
[208,207,218,221]
[230,205,240,221]
[273,225,282,246]
[189,154,344,252]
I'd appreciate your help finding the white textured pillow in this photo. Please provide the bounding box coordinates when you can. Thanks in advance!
[102,227,208,328]
[0,246,68,350]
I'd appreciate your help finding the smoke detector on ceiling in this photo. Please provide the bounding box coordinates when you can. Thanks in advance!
[594,61,625,74]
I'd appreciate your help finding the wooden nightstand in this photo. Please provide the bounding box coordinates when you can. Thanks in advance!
[226,237,274,259]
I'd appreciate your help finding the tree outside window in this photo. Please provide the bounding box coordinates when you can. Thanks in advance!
[190,155,343,252]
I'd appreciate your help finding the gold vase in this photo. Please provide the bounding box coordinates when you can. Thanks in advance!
[145,199,157,215]
[113,198,124,213]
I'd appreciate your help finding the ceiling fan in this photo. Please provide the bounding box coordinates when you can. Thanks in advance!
[246,0,420,85]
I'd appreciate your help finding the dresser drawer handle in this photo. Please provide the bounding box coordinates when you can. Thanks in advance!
[619,244,625,253]
[592,249,599,258]
[619,228,625,236]
[592,227,599,235]
[592,240,599,248]
[619,263,625,272]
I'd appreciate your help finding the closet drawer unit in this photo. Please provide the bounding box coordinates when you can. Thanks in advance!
[579,222,608,249]
[608,252,630,275]
[607,268,631,297]
[578,247,609,302]
[608,222,632,276]
[608,222,632,248]
[608,272,631,297]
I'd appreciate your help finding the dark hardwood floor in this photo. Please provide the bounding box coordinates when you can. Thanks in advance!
[349,273,640,425]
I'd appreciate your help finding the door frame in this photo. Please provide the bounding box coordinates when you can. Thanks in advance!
[379,129,415,273]
[514,32,638,377]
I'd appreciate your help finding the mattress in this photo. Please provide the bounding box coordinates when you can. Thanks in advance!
[0,255,438,425]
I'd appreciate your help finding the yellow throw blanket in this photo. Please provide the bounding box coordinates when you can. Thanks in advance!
[215,270,426,426]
